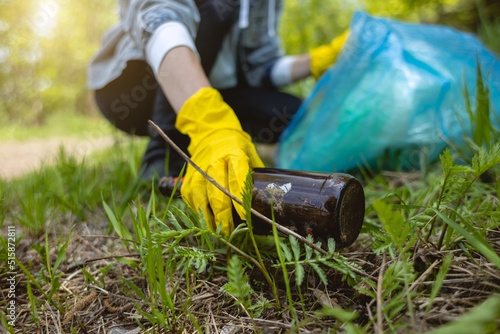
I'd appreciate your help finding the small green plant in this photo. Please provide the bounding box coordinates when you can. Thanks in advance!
[431,145,500,249]
[457,61,500,160]
[15,231,74,320]
[24,226,75,320]
[366,200,418,331]
[425,253,453,314]
[103,190,225,331]
[270,200,298,322]
[221,256,255,316]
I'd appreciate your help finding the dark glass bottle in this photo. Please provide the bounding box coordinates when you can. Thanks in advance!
[251,168,364,249]
[158,168,365,249]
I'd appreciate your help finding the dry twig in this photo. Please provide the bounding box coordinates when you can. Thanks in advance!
[103,298,134,313]
[62,291,98,325]
[376,254,386,334]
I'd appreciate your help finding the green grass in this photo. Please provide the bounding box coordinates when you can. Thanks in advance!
[1,129,498,333]
[0,112,114,142]
[1,71,499,333]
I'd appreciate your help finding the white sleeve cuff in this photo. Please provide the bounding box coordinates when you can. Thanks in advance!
[270,56,295,87]
[145,21,199,75]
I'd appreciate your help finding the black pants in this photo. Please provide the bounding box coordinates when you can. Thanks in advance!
[94,0,301,176]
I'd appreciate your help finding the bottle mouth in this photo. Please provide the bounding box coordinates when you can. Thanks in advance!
[334,178,365,249]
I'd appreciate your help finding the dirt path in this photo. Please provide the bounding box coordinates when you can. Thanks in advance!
[0,136,116,180]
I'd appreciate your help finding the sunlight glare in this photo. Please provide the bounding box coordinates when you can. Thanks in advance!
[31,0,59,37]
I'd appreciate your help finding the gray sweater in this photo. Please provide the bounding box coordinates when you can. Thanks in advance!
[87,0,287,91]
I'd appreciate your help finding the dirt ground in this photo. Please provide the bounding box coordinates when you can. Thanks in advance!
[0,136,115,180]
[0,137,277,180]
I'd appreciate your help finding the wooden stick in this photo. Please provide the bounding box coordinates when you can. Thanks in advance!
[148,120,328,255]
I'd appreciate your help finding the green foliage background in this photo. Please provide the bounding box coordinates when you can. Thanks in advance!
[0,0,117,126]
[0,0,498,127]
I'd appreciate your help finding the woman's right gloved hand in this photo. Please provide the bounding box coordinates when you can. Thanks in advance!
[175,87,264,236]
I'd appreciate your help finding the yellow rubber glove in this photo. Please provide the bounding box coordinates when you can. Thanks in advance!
[175,87,264,235]
[310,29,350,80]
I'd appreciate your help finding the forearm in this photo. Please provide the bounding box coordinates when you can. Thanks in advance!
[277,30,350,85]
[157,46,211,113]
[269,54,312,87]
[290,54,312,82]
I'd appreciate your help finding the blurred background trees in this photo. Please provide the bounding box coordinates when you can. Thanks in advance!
[0,0,117,126]
[0,0,498,128]
[280,0,500,54]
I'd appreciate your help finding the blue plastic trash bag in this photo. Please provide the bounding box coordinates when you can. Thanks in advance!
[277,11,500,172]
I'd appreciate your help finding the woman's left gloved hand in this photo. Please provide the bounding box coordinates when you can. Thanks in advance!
[309,29,350,80]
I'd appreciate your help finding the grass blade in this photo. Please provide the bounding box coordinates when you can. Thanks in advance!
[426,253,453,313]
[27,280,39,323]
[426,295,500,334]
[432,209,500,270]
[122,278,147,301]
[102,195,132,240]
[53,225,75,274]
